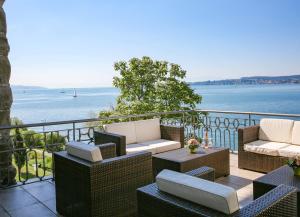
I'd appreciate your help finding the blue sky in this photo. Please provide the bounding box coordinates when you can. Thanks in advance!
[5,0,300,88]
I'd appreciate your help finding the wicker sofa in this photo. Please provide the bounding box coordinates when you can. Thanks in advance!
[54,143,153,217]
[94,118,184,156]
[137,167,298,217]
[238,118,300,173]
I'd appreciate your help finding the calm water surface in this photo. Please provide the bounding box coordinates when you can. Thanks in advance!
[11,84,300,124]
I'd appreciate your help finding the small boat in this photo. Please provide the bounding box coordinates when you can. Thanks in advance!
[73,89,77,98]
[60,90,65,93]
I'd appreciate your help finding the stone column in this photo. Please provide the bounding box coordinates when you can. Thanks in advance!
[0,0,16,186]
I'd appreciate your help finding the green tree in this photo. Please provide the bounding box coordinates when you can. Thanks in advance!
[23,130,44,148]
[100,56,201,117]
[45,133,66,152]
[11,118,27,173]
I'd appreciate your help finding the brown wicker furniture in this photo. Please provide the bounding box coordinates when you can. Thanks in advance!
[152,147,229,178]
[54,143,153,217]
[137,167,298,217]
[94,124,184,156]
[238,125,288,173]
[253,165,300,216]
[238,118,300,173]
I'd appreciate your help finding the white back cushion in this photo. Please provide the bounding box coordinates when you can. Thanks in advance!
[156,170,239,215]
[292,121,300,146]
[259,118,294,143]
[104,122,136,144]
[66,142,102,162]
[135,118,161,143]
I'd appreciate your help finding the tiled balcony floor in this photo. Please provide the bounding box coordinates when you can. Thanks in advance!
[0,154,264,217]
[0,180,56,217]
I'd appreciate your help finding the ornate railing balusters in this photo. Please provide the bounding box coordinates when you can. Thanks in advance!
[0,109,299,188]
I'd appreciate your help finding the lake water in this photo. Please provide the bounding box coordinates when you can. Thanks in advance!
[11,84,300,124]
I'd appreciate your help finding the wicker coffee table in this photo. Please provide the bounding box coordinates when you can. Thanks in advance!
[253,165,300,216]
[152,147,230,178]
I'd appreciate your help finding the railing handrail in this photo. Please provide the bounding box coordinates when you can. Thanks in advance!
[1,109,300,130]
[195,109,300,118]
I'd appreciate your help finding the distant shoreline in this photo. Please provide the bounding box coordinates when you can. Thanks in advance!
[190,83,300,86]
[190,75,300,85]
[11,85,48,90]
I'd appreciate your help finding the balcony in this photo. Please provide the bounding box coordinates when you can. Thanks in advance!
[0,109,299,216]
[0,153,265,217]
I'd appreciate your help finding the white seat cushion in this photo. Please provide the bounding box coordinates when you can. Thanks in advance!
[126,143,157,154]
[140,139,181,154]
[126,139,180,155]
[66,142,102,162]
[134,118,161,143]
[292,121,300,146]
[278,145,300,158]
[104,121,136,145]
[244,140,290,156]
[156,170,239,215]
[259,118,294,143]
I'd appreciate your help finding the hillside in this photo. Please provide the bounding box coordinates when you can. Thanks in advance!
[191,75,300,85]
[11,85,47,90]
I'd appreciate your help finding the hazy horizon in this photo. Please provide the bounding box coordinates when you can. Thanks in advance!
[6,0,300,88]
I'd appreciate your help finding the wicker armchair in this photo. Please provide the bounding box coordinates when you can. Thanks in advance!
[137,167,298,217]
[238,125,288,173]
[94,124,184,156]
[54,143,153,217]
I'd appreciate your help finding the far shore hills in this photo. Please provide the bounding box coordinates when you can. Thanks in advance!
[190,75,300,85]
[11,75,300,89]
[11,85,48,90]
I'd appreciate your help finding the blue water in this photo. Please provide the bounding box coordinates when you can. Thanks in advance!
[11,84,300,124]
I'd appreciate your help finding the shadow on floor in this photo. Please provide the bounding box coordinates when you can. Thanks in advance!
[216,175,253,190]
[216,175,255,208]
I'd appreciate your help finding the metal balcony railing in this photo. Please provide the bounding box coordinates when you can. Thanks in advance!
[0,109,300,188]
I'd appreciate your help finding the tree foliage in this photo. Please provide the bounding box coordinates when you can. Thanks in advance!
[23,130,44,148]
[10,117,66,171]
[45,133,65,152]
[11,118,27,170]
[100,56,201,118]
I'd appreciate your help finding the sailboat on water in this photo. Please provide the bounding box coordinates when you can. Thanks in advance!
[73,89,77,98]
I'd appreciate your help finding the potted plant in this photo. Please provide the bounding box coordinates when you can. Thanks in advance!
[288,159,300,176]
[187,138,202,154]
